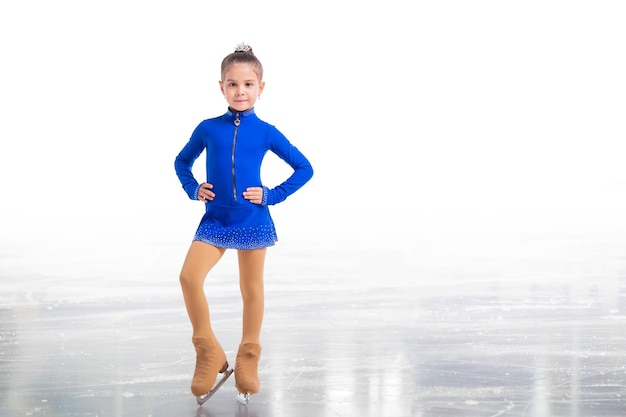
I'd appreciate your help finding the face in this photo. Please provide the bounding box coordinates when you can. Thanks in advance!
[219,63,265,112]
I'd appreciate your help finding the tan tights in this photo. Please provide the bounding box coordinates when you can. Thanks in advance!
[179,241,266,345]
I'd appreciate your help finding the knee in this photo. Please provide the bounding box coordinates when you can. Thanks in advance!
[179,270,200,291]
[240,280,264,303]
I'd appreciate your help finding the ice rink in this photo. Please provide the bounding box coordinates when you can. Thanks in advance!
[2,210,626,417]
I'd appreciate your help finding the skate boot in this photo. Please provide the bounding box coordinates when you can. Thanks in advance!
[191,336,233,405]
[235,342,262,404]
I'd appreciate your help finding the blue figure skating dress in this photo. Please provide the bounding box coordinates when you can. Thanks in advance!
[175,108,313,250]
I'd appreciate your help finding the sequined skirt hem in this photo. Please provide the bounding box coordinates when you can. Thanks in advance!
[193,225,277,250]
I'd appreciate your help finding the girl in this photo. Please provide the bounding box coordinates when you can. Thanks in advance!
[174,43,313,404]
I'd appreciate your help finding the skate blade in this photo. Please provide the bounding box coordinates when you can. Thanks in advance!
[236,392,250,405]
[196,368,234,405]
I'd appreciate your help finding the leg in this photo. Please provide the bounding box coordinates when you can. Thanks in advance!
[235,248,266,400]
[237,248,266,344]
[235,249,266,404]
[179,241,225,338]
[179,241,229,397]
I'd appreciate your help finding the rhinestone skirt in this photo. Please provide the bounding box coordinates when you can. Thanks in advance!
[193,203,277,250]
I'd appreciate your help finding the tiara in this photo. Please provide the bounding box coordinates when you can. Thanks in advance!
[234,43,251,52]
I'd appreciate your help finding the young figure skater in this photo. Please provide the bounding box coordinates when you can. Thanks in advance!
[174,43,313,404]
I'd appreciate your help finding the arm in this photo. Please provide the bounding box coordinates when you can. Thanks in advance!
[263,127,314,206]
[174,123,207,200]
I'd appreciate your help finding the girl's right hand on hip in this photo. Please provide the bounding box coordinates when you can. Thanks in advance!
[198,183,215,202]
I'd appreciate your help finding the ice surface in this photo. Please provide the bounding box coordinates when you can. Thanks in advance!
[2,212,626,416]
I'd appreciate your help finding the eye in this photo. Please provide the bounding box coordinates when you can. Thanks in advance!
[246,82,255,87]
[228,82,237,87]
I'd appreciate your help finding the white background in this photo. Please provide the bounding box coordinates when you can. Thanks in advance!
[1,1,625,287]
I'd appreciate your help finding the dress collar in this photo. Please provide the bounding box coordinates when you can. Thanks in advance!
[226,107,256,119]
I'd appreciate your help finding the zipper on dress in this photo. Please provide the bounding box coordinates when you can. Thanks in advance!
[231,113,240,201]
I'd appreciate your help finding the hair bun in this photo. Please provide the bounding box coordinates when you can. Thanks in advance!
[234,42,253,53]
